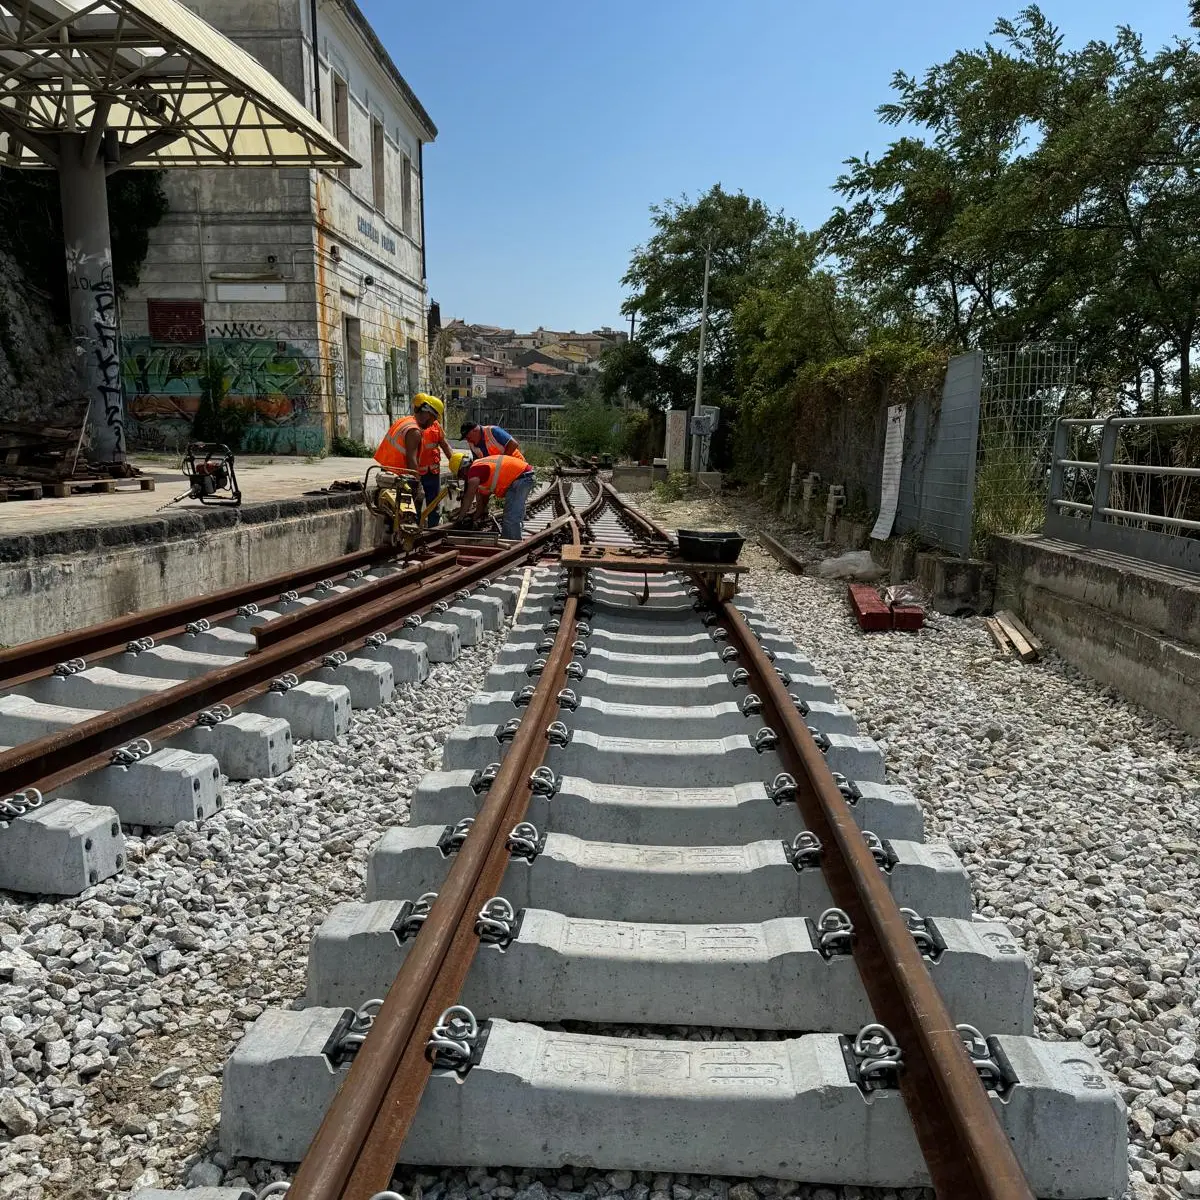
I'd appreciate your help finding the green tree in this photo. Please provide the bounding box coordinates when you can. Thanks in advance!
[596,339,690,409]
[620,184,797,401]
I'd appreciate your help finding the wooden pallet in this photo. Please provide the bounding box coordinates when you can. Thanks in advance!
[48,477,155,498]
[0,479,44,501]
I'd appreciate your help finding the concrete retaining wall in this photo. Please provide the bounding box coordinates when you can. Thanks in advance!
[992,534,1200,736]
[0,494,375,646]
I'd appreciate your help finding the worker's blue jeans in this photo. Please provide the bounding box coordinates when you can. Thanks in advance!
[421,472,441,527]
[500,471,536,540]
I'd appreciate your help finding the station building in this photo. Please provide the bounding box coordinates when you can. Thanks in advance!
[121,0,436,454]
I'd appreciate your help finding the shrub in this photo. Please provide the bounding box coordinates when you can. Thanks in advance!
[191,355,253,450]
[332,434,375,457]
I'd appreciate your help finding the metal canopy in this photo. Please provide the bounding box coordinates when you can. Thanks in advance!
[0,0,357,170]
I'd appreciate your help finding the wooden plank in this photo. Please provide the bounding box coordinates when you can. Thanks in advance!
[997,609,1042,653]
[994,611,1039,663]
[983,617,1014,656]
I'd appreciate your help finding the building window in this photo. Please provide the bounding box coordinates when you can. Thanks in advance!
[148,299,204,344]
[401,154,413,237]
[333,74,350,183]
[371,119,386,213]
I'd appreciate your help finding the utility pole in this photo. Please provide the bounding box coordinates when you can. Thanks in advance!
[628,308,636,342]
[690,242,712,474]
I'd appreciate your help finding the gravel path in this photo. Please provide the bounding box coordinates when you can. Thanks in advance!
[0,630,509,1199]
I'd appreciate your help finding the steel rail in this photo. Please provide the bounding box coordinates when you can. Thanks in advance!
[287,547,582,1200]
[0,516,573,801]
[597,480,673,545]
[715,598,1035,1200]
[9,563,468,806]
[0,537,424,686]
[758,531,804,575]
[251,550,459,650]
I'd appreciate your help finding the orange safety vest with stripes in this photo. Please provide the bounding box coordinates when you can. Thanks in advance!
[419,420,444,473]
[479,425,525,462]
[474,453,534,499]
[374,415,421,473]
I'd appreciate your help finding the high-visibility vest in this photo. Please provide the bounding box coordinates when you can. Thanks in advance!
[475,454,534,499]
[480,425,525,462]
[375,415,420,473]
[419,420,444,472]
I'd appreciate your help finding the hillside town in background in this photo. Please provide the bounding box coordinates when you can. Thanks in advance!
[440,320,629,403]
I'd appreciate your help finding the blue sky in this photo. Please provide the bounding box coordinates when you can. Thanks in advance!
[361,0,1190,334]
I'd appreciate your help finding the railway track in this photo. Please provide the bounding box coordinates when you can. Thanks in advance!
[125,482,1128,1200]
[0,510,573,896]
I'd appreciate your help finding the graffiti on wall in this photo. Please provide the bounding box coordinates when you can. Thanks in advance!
[122,337,326,454]
[67,245,125,458]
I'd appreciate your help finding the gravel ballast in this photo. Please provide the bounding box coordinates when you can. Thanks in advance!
[3,503,1197,1200]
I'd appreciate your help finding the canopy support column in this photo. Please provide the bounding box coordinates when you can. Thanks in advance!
[58,132,124,463]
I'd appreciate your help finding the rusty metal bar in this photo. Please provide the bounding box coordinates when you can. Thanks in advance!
[758,531,804,575]
[252,551,458,649]
[0,535,440,685]
[715,598,1035,1200]
[0,518,572,801]
[287,538,582,1200]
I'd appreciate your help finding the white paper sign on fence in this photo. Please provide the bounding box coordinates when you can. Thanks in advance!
[870,404,907,541]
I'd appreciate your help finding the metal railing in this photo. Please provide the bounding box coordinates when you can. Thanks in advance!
[1046,413,1200,572]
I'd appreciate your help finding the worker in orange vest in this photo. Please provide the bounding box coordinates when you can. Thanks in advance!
[412,394,453,527]
[460,421,526,463]
[449,449,537,540]
[374,396,443,520]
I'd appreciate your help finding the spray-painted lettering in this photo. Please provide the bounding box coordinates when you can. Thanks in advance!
[66,245,125,459]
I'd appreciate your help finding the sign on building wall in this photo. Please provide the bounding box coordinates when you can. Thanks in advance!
[471,374,487,399]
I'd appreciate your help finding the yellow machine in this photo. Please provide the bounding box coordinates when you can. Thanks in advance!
[363,464,458,550]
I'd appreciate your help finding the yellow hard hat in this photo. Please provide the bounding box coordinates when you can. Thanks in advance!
[413,393,444,421]
[448,450,468,475]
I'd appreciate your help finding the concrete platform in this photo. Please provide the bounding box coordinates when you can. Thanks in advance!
[0,456,380,646]
[992,533,1200,734]
[220,1015,1126,1199]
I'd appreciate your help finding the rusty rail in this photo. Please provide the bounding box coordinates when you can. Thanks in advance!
[714,597,1035,1200]
[287,543,582,1200]
[758,530,805,575]
[0,516,572,801]
[0,532,455,687]
[598,479,673,545]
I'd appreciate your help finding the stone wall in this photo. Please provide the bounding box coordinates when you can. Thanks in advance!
[0,246,82,432]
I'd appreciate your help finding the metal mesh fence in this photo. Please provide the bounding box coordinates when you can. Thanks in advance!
[972,342,1081,550]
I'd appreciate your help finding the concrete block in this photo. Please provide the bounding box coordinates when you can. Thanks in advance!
[27,666,175,709]
[365,828,971,920]
[822,733,885,782]
[0,694,102,743]
[797,700,859,736]
[465,691,767,740]
[399,619,461,663]
[314,657,393,709]
[456,594,505,632]
[176,624,256,656]
[0,798,124,894]
[437,605,484,647]
[249,680,352,741]
[176,712,293,780]
[410,769,923,845]
[221,1015,1126,1198]
[65,747,224,827]
[119,644,241,680]
[442,724,783,788]
[361,637,430,684]
[482,579,521,616]
[133,1192,252,1200]
[308,904,1032,1034]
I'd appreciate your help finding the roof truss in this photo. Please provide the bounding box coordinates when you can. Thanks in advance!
[0,0,357,169]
